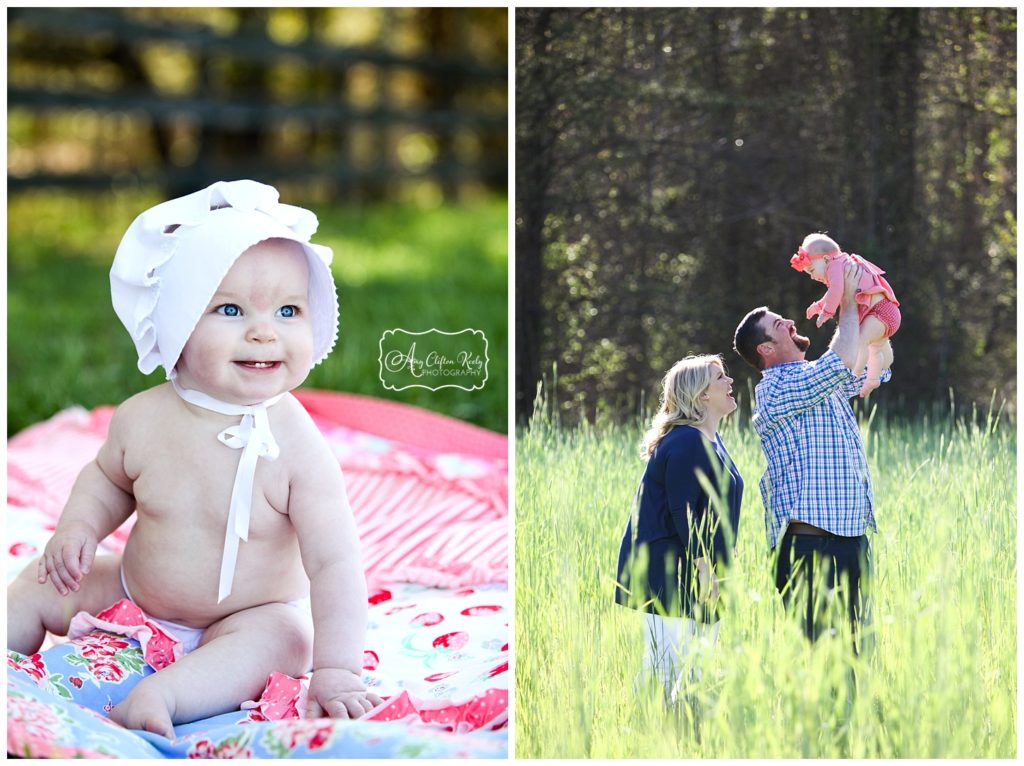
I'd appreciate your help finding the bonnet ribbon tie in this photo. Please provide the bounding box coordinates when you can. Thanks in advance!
[171,379,284,603]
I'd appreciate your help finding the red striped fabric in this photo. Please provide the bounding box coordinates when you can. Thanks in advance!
[8,391,508,587]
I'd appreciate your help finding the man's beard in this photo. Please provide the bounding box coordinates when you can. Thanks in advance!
[793,333,811,352]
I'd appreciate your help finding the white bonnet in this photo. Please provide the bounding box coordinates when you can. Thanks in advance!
[110,180,339,378]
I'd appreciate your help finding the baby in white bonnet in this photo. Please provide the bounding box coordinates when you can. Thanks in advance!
[7,180,382,736]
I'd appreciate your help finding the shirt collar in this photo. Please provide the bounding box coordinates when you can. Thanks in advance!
[761,359,806,377]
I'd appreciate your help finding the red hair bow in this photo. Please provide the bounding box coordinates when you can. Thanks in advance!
[789,246,814,272]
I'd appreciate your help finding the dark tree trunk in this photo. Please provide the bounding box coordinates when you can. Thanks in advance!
[514,9,557,424]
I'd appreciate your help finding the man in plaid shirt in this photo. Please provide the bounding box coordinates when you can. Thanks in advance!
[733,262,888,652]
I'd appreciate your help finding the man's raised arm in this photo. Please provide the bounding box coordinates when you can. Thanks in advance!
[828,261,863,371]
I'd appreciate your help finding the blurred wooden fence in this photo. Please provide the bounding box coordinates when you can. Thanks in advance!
[7,7,508,199]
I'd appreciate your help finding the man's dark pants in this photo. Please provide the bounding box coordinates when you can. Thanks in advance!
[774,529,872,654]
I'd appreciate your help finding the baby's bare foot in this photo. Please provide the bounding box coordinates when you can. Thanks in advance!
[110,681,177,739]
[859,378,880,398]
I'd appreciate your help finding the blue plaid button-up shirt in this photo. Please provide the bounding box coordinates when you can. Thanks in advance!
[752,350,889,548]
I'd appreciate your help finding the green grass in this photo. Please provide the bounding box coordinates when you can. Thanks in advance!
[515,399,1016,758]
[7,189,508,436]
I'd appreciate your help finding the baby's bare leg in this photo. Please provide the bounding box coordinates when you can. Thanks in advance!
[879,338,894,369]
[859,316,889,397]
[853,342,870,378]
[7,554,127,654]
[109,602,313,738]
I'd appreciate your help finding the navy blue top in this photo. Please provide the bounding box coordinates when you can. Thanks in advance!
[614,424,743,618]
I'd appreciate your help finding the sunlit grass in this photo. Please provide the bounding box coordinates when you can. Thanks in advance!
[7,190,508,435]
[515,397,1016,758]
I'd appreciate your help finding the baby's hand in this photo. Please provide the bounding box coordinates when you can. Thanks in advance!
[305,667,384,720]
[694,556,719,605]
[816,314,828,328]
[38,521,98,596]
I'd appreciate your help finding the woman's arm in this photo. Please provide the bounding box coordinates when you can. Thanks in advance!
[664,432,737,607]
[663,431,718,558]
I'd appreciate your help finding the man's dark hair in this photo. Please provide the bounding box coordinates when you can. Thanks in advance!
[734,306,771,370]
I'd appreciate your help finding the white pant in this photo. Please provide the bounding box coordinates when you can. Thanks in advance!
[639,612,720,703]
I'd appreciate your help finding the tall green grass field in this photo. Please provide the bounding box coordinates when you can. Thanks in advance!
[515,400,1016,758]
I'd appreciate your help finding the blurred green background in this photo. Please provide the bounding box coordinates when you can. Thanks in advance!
[7,7,508,436]
[7,190,508,436]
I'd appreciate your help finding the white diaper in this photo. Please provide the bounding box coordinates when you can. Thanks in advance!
[118,566,313,657]
[120,566,206,655]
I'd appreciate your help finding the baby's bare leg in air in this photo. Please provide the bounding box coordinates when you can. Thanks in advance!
[879,338,894,370]
[859,316,888,398]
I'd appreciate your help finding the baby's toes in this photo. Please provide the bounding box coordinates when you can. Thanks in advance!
[110,690,175,738]
[139,710,175,739]
[859,380,880,398]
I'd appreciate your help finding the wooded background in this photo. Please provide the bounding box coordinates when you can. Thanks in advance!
[516,8,1016,425]
[8,6,507,201]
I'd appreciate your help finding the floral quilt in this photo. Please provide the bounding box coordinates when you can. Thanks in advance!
[7,391,508,758]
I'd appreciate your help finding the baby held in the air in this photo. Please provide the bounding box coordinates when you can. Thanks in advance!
[792,233,900,397]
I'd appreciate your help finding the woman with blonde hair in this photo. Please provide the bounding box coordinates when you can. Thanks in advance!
[614,354,743,704]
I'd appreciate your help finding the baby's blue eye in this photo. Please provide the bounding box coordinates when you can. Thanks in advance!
[277,305,297,318]
[216,304,241,317]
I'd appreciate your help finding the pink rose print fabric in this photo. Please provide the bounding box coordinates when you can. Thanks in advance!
[7,390,507,758]
[69,599,182,670]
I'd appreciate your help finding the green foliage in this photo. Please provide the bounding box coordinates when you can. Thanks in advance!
[516,8,1017,425]
[515,398,1016,757]
[9,8,507,200]
[7,190,507,435]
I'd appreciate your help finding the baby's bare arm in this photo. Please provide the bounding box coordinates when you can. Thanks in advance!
[819,258,848,318]
[40,406,136,594]
[291,454,366,673]
[287,422,380,717]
